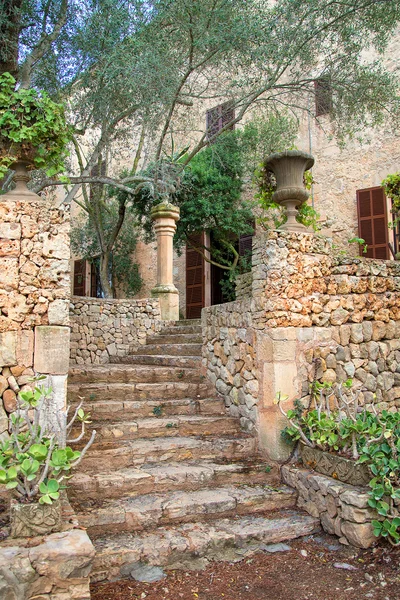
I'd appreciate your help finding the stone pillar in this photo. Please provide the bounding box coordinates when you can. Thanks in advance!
[151,202,180,321]
[0,162,70,443]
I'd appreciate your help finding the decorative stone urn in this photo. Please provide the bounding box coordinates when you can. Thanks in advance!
[5,159,40,200]
[264,150,314,232]
[10,499,62,538]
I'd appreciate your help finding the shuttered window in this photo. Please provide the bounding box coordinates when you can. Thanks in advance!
[206,101,235,139]
[356,187,389,259]
[73,260,86,296]
[186,233,205,319]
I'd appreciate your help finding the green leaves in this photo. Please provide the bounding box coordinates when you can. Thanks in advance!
[0,72,70,178]
[39,479,60,505]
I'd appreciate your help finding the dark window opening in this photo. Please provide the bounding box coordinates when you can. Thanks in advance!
[206,101,235,139]
[315,77,332,117]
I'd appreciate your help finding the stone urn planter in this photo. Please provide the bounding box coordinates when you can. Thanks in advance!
[5,158,39,200]
[264,150,314,232]
[10,499,62,538]
[301,445,371,486]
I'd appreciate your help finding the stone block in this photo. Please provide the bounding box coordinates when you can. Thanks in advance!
[0,257,19,290]
[48,299,70,326]
[0,331,17,366]
[340,521,376,548]
[34,326,70,374]
[0,221,21,240]
[16,330,34,367]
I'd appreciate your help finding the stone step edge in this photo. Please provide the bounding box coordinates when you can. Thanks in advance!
[90,511,320,581]
[76,484,297,534]
[69,460,279,499]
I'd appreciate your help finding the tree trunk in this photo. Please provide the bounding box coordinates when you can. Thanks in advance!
[99,252,114,298]
[0,0,23,79]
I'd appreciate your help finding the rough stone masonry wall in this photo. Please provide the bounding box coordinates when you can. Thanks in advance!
[282,465,378,549]
[203,230,400,447]
[70,296,161,364]
[0,194,70,440]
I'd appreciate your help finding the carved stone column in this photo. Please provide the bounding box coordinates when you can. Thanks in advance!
[151,202,180,321]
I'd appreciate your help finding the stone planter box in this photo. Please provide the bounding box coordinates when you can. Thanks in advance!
[10,498,62,538]
[301,445,371,487]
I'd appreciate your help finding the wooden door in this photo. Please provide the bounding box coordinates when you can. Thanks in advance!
[186,233,205,319]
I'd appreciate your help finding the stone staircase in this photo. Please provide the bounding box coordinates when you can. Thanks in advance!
[67,319,319,582]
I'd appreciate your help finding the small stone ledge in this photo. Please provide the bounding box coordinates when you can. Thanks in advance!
[0,497,95,599]
[282,465,376,549]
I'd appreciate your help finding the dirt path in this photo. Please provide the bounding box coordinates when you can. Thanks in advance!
[91,534,400,600]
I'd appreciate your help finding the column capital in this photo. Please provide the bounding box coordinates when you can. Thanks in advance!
[151,201,180,223]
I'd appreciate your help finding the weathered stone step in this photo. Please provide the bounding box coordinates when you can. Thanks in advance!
[131,343,202,356]
[146,333,202,345]
[76,415,240,445]
[159,325,202,335]
[68,364,201,385]
[91,511,320,581]
[69,460,279,502]
[111,355,201,368]
[176,319,201,326]
[78,436,258,473]
[77,484,297,535]
[68,397,225,421]
[68,381,212,403]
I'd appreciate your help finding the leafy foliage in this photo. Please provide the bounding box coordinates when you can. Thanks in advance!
[0,382,95,504]
[0,72,70,177]
[381,172,400,237]
[277,383,400,545]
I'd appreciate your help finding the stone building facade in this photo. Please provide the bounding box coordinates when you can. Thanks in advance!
[203,229,400,460]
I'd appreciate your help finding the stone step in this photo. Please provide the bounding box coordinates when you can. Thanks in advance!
[78,435,258,473]
[131,343,202,356]
[91,511,320,581]
[111,355,201,368]
[69,460,279,502]
[76,415,240,445]
[68,364,201,385]
[159,325,202,335]
[146,333,202,345]
[68,397,226,421]
[77,484,297,536]
[68,381,213,403]
[176,319,201,326]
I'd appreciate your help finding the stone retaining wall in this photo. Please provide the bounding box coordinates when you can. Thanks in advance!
[235,271,253,300]
[282,465,377,549]
[202,230,400,459]
[202,298,257,432]
[0,191,71,442]
[70,296,162,364]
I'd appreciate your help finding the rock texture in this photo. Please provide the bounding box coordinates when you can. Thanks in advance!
[282,465,377,548]
[70,296,162,364]
[203,230,400,457]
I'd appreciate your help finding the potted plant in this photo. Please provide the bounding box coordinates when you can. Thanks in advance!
[0,381,95,538]
[276,382,400,545]
[0,72,70,183]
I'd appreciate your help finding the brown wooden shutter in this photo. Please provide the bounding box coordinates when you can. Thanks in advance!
[186,233,205,319]
[73,260,86,296]
[357,187,389,259]
[206,101,235,139]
